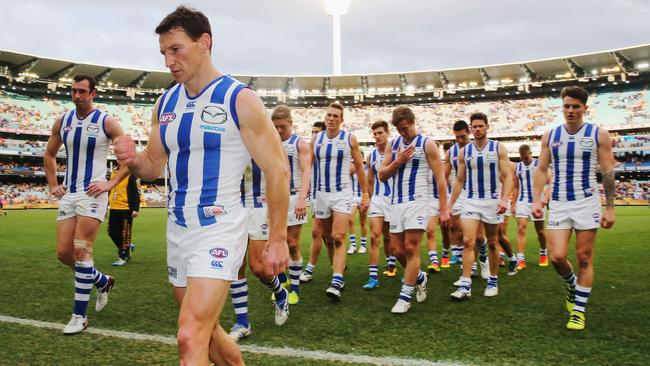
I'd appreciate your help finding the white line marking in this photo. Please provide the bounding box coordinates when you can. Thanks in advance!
[1,315,465,366]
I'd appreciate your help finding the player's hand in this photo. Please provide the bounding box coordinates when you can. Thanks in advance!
[294,198,306,220]
[132,210,139,218]
[49,184,66,198]
[496,198,508,215]
[438,206,451,225]
[263,239,289,277]
[511,202,517,216]
[360,195,370,215]
[531,201,544,219]
[601,207,615,229]
[395,146,415,165]
[114,135,137,166]
[540,197,548,208]
[86,181,112,198]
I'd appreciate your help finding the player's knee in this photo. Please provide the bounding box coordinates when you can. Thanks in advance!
[487,238,499,251]
[575,249,592,267]
[288,242,300,257]
[549,251,567,264]
[392,245,405,258]
[462,236,474,247]
[404,242,419,255]
[517,223,527,233]
[176,326,199,355]
[331,232,345,245]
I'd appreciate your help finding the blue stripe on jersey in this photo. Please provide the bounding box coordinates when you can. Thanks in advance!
[476,153,485,199]
[209,76,234,104]
[69,122,83,194]
[157,87,173,120]
[288,154,295,194]
[62,112,74,188]
[240,177,245,206]
[173,113,194,227]
[551,127,562,201]
[197,132,222,226]
[525,167,533,203]
[335,131,345,192]
[252,160,263,208]
[314,132,325,192]
[230,84,246,130]
[566,138,576,201]
[396,162,406,204]
[83,110,101,191]
[582,124,593,198]
[101,114,109,138]
[407,135,422,201]
[432,173,439,199]
[489,141,497,199]
[452,145,458,174]
[324,138,333,192]
[466,144,473,198]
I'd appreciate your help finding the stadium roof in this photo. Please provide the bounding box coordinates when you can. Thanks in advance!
[0,44,648,96]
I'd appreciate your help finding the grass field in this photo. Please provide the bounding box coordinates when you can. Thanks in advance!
[0,207,649,365]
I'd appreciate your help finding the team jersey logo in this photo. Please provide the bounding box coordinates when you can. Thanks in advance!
[160,112,176,125]
[211,260,224,270]
[580,138,594,148]
[209,247,229,259]
[487,152,498,161]
[203,205,227,217]
[186,101,196,109]
[201,105,228,124]
[86,124,100,136]
[551,141,563,148]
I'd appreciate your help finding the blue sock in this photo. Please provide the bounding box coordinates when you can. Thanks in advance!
[278,272,288,284]
[360,237,367,247]
[428,250,439,265]
[573,285,591,313]
[289,258,302,294]
[265,276,286,303]
[331,273,344,290]
[74,261,94,316]
[442,248,449,258]
[349,234,356,246]
[369,265,378,280]
[478,241,488,263]
[563,272,577,287]
[230,279,249,327]
[399,284,414,303]
[92,267,108,289]
[305,263,316,275]
[487,275,498,288]
[416,271,426,285]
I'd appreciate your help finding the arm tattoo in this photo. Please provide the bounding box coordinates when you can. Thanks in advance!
[602,171,615,208]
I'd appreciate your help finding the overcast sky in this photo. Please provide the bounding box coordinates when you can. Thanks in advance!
[1,0,649,75]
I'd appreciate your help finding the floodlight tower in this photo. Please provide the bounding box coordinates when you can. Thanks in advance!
[323,0,352,75]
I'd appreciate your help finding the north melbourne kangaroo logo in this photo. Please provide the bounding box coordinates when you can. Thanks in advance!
[201,105,228,124]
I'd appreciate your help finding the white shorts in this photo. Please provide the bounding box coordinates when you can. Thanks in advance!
[314,191,352,219]
[247,206,269,240]
[461,198,504,225]
[368,195,391,221]
[389,200,431,233]
[429,199,440,217]
[166,208,247,286]
[515,202,546,221]
[309,198,316,218]
[351,195,362,208]
[287,194,308,226]
[451,195,466,217]
[547,196,601,230]
[57,191,108,222]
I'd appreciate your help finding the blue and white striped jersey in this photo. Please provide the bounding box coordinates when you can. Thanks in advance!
[548,123,599,202]
[369,147,391,197]
[390,134,432,204]
[351,171,362,198]
[313,130,352,194]
[464,140,501,200]
[60,109,110,194]
[157,75,249,227]
[516,159,539,203]
[241,159,265,208]
[283,134,302,196]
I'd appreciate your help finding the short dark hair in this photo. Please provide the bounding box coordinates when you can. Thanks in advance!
[469,112,488,125]
[312,121,326,131]
[560,86,588,105]
[156,6,212,51]
[391,106,415,126]
[72,74,96,91]
[452,120,469,132]
[371,120,389,132]
[442,141,454,151]
[519,144,531,154]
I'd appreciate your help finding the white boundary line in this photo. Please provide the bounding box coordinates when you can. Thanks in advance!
[1,315,465,366]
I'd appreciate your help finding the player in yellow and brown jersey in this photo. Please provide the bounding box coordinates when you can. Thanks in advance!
[107,167,141,266]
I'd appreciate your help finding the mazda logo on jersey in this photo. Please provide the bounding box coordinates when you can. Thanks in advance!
[86,124,100,135]
[201,105,228,124]
[579,138,594,148]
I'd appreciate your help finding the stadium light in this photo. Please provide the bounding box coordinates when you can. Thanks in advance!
[636,62,649,70]
[322,0,352,75]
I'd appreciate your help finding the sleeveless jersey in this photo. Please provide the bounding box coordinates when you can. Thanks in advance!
[240,159,265,208]
[157,75,248,227]
[313,130,352,193]
[548,123,599,202]
[516,159,539,203]
[369,147,391,197]
[464,140,500,200]
[390,134,432,204]
[60,109,110,194]
[283,134,302,196]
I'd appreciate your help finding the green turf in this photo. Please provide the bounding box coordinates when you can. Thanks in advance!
[0,207,648,365]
